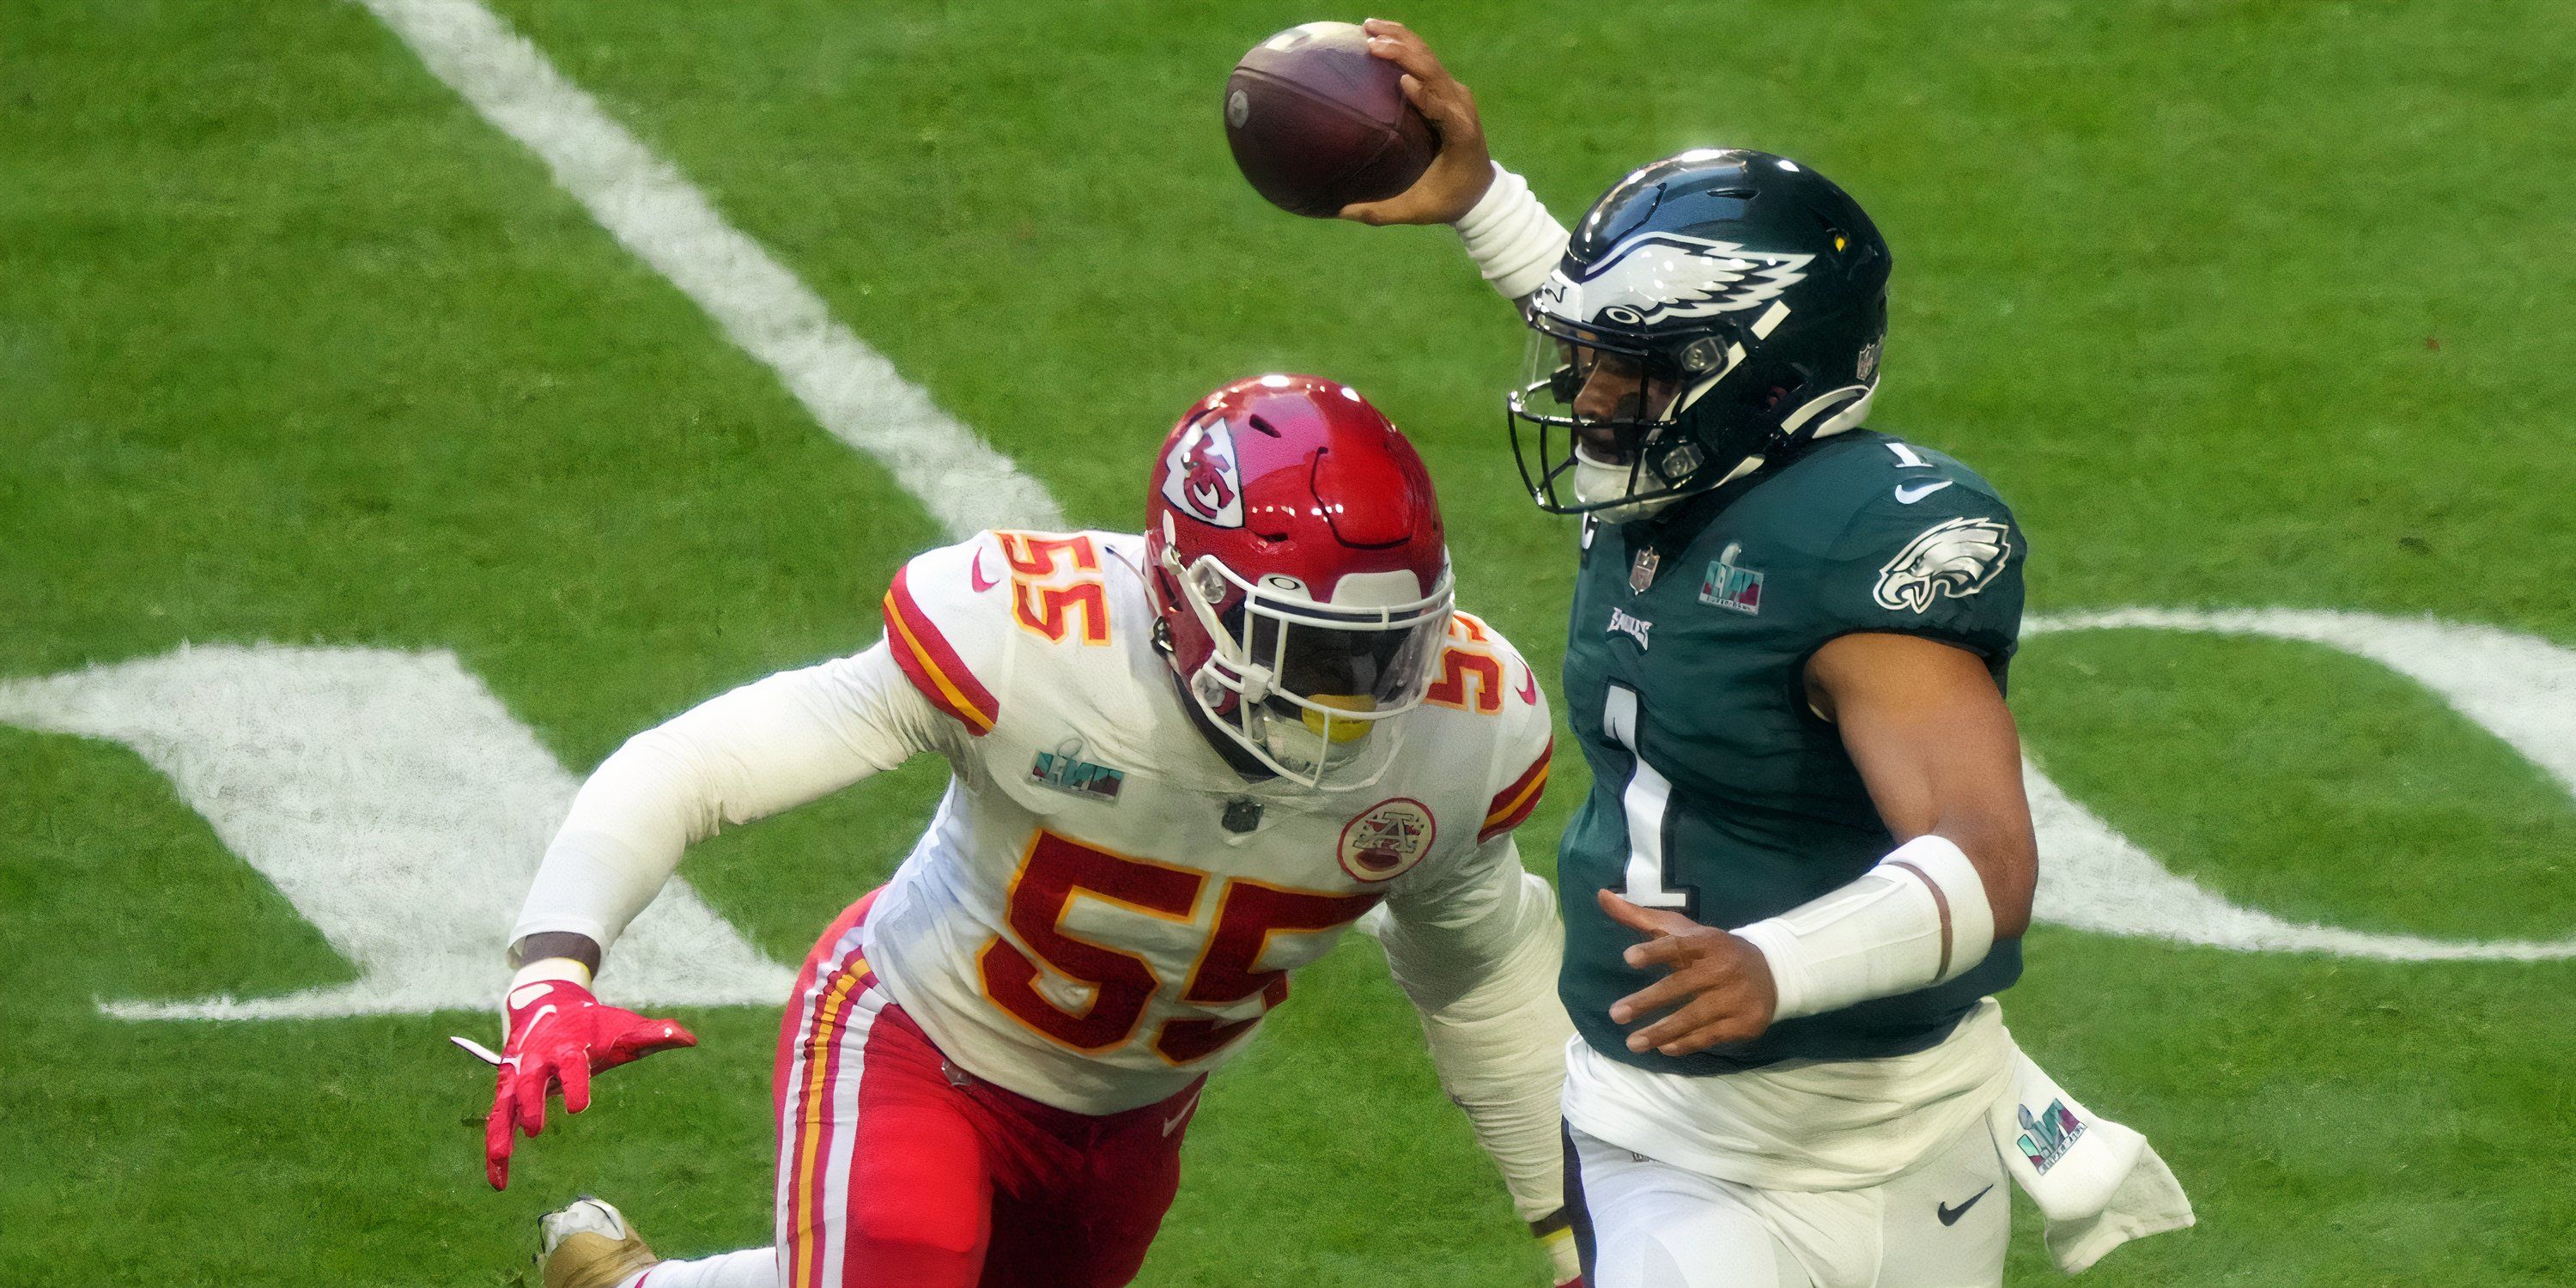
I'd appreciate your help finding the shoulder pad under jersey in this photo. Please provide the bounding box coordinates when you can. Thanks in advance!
[1430,611,1556,844]
[879,532,1014,737]
[1814,439,2026,657]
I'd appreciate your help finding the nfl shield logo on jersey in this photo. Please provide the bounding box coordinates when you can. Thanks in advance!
[1339,798,1436,882]
[1627,547,1661,594]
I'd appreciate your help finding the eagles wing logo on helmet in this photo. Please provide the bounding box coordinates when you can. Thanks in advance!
[1873,517,2014,613]
[1539,233,1815,328]
[1161,416,1245,528]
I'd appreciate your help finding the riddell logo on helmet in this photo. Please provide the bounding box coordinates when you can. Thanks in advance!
[1161,416,1245,528]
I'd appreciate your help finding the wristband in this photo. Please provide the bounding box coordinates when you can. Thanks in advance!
[1451,163,1571,301]
[1537,1224,1581,1284]
[1731,835,1996,1022]
[508,956,593,993]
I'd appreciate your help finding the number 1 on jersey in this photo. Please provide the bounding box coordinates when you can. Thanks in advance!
[1603,684,1694,914]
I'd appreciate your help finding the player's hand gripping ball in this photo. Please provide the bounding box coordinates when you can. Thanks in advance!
[1224,21,1437,217]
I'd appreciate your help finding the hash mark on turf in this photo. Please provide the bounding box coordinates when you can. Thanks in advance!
[356,0,1064,538]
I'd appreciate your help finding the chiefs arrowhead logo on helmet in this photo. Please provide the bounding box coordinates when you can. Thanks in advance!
[1160,416,1245,528]
[1145,374,1455,788]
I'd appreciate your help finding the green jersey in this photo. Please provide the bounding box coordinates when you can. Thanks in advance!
[1556,428,2027,1076]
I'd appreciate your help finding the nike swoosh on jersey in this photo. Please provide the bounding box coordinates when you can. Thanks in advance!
[1515,665,1539,706]
[969,550,1000,592]
[1894,480,1953,504]
[1937,1185,1994,1226]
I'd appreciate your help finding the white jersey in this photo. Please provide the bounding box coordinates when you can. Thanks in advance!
[513,531,1570,1221]
[861,529,1555,1113]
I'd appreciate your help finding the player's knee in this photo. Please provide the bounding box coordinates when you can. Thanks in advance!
[834,1218,986,1287]
[844,1188,987,1267]
[841,1235,981,1285]
[1592,1205,1800,1288]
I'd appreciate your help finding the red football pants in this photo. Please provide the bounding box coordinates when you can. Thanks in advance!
[770,891,1203,1288]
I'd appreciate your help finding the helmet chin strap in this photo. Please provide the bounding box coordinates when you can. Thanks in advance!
[1571,450,1686,522]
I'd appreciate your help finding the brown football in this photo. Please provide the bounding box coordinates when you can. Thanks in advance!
[1224,21,1437,218]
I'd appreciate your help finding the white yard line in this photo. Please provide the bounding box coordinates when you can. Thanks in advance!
[356,0,1063,538]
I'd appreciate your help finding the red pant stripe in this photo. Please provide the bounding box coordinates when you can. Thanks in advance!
[784,946,880,1288]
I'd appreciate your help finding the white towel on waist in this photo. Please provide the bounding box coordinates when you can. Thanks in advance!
[1988,1036,2195,1273]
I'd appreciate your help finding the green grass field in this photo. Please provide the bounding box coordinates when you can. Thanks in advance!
[5,1,2574,1284]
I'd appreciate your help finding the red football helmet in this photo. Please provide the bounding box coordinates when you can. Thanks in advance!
[1146,374,1454,786]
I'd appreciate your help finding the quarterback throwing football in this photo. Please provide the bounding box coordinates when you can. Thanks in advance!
[480,375,1586,1288]
[1337,20,2191,1288]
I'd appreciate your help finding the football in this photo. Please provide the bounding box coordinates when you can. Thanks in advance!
[1224,21,1438,217]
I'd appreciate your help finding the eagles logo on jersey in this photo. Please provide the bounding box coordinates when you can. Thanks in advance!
[1874,517,2016,613]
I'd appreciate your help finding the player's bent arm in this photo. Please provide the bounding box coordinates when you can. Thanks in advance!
[509,641,954,962]
[1727,631,2036,1022]
[481,641,957,1188]
[1805,630,2038,938]
[1368,843,1580,1271]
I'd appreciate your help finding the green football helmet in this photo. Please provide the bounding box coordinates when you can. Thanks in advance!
[1508,149,1893,520]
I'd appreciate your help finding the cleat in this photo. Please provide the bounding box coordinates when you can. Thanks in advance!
[533,1196,659,1288]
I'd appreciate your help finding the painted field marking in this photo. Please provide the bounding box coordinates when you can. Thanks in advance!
[355,0,1062,539]
[0,644,793,1018]
[19,6,2545,1029]
[2023,609,2576,961]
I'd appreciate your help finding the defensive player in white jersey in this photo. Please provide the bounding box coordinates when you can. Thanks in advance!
[479,374,1584,1288]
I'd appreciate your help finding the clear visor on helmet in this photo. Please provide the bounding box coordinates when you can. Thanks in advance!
[1170,550,1453,787]
[1511,327,1690,461]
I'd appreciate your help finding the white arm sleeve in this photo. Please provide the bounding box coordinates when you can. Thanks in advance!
[1450,162,1573,301]
[1731,834,1998,1021]
[509,641,952,952]
[1364,843,1575,1223]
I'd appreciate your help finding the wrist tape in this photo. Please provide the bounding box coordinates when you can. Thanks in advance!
[1450,162,1571,301]
[508,957,592,993]
[1731,835,1996,1022]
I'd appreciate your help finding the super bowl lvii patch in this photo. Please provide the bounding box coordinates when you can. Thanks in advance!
[1032,747,1125,802]
[1698,544,1765,615]
[2016,1098,2087,1175]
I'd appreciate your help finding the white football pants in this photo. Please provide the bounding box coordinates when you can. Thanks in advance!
[1568,1113,2008,1288]
[611,1249,770,1288]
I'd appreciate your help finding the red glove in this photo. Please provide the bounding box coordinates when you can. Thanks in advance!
[483,971,696,1189]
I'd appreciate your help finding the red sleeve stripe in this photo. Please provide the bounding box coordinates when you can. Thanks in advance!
[881,564,999,736]
[1479,740,1552,842]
